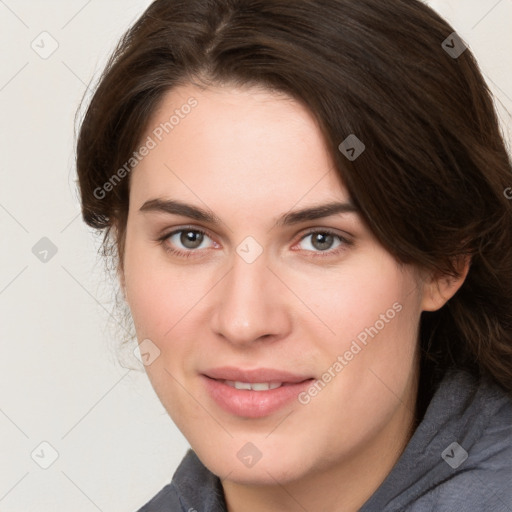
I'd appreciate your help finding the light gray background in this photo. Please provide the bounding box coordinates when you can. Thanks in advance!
[0,1,511,511]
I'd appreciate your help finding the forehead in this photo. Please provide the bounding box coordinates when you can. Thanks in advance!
[129,83,349,210]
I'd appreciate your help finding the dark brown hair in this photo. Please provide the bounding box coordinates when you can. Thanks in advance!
[76,0,512,404]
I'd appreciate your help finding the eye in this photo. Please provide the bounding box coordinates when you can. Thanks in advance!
[158,227,218,257]
[296,229,351,256]
[157,227,352,259]
[169,229,211,249]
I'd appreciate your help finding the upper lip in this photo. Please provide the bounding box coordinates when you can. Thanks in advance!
[203,366,313,384]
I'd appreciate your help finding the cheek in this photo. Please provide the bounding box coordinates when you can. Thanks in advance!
[294,252,417,344]
[332,261,420,373]
[123,247,207,430]
[124,266,169,339]
[309,292,420,456]
[123,235,199,338]
[299,256,421,406]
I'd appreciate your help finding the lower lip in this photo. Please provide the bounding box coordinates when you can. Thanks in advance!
[201,375,314,418]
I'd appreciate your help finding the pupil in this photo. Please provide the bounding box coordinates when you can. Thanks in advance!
[181,230,203,249]
[313,233,333,251]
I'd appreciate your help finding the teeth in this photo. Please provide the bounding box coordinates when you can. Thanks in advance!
[224,380,283,391]
[251,382,282,391]
[233,381,251,390]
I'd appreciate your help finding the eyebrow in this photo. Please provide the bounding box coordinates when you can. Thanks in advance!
[139,198,359,226]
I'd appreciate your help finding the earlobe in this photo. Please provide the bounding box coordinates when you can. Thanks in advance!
[421,255,471,312]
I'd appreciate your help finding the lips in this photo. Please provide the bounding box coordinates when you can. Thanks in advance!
[201,366,315,418]
[202,366,313,384]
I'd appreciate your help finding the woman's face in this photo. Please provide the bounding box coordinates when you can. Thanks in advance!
[122,83,431,485]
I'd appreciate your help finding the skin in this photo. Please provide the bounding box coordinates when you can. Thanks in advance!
[120,83,469,512]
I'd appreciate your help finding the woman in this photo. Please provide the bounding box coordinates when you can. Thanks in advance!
[75,0,512,510]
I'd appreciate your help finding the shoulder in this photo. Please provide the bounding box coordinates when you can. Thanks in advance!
[436,378,512,511]
[135,449,226,512]
[412,371,512,511]
[361,369,512,512]
[136,482,181,512]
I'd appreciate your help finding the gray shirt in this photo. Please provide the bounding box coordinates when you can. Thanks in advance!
[137,369,512,511]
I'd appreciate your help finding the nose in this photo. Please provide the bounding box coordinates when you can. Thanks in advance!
[209,251,292,347]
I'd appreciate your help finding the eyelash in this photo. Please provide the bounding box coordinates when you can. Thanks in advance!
[157,226,353,259]
[158,227,213,259]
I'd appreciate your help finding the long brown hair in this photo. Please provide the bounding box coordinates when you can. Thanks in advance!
[76,0,512,402]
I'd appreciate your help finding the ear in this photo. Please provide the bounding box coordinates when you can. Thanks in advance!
[421,255,471,312]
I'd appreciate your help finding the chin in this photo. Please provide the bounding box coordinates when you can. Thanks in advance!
[196,440,311,486]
